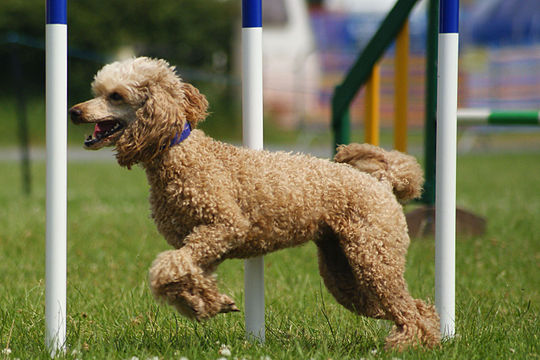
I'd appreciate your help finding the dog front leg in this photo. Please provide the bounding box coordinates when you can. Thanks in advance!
[149,223,246,320]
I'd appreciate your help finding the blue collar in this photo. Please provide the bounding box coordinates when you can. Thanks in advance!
[170,122,192,147]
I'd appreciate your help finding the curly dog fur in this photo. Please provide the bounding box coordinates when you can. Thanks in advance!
[70,57,440,350]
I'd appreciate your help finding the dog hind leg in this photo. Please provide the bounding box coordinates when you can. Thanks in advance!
[329,221,440,350]
[315,228,387,319]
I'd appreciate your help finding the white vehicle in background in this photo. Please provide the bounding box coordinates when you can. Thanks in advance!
[256,0,322,128]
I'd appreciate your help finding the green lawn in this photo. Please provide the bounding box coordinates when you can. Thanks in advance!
[0,152,539,359]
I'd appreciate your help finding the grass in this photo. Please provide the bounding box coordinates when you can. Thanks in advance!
[0,147,539,359]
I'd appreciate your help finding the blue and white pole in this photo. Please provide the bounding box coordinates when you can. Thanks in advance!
[45,0,67,355]
[242,0,265,342]
[435,0,459,339]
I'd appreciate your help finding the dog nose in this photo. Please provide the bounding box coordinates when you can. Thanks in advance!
[69,107,83,123]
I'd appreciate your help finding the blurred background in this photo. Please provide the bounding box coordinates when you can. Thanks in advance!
[1,0,539,153]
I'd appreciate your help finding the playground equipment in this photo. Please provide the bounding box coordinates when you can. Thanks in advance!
[364,63,380,146]
[45,0,67,355]
[362,21,409,152]
[331,0,419,149]
[394,21,409,152]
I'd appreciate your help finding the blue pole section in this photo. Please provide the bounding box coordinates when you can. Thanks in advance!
[45,0,67,356]
[242,0,265,343]
[439,0,458,33]
[242,0,262,28]
[435,0,458,339]
[46,0,67,24]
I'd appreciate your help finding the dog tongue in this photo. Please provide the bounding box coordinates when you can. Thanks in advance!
[93,121,115,137]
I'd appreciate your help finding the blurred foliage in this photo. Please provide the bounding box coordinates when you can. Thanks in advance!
[0,0,239,102]
[1,0,243,141]
[306,0,323,6]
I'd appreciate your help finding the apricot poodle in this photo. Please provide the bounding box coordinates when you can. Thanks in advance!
[70,57,440,350]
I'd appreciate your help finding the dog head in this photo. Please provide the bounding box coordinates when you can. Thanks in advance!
[70,57,208,168]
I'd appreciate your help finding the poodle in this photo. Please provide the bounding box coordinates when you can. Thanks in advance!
[70,57,440,350]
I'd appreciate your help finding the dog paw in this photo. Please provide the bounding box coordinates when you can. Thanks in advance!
[159,282,201,319]
[159,282,239,320]
[219,294,240,314]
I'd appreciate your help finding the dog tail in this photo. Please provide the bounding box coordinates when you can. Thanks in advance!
[334,143,424,202]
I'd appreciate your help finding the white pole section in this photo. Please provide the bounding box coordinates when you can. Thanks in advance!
[242,0,265,343]
[456,108,490,124]
[435,0,459,339]
[45,0,67,355]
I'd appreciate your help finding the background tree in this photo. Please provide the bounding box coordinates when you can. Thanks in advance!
[1,0,238,101]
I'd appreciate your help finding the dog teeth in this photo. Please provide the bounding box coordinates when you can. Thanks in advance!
[103,123,123,138]
[84,121,124,146]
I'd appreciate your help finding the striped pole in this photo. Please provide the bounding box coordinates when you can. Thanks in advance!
[45,0,67,355]
[457,108,540,125]
[242,0,265,342]
[435,0,458,339]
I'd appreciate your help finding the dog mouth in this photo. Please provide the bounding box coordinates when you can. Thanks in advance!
[84,119,125,149]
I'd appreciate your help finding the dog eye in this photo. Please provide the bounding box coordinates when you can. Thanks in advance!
[109,92,123,101]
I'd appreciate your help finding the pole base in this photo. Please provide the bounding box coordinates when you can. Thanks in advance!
[406,206,486,238]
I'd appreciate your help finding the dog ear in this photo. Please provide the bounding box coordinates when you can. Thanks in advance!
[181,83,208,128]
[115,84,182,169]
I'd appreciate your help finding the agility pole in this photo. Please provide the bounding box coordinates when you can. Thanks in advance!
[242,0,265,342]
[45,0,67,355]
[435,0,459,338]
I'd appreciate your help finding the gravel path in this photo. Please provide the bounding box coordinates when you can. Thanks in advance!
[0,144,335,163]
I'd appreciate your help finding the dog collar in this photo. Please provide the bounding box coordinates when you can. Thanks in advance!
[170,122,192,146]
